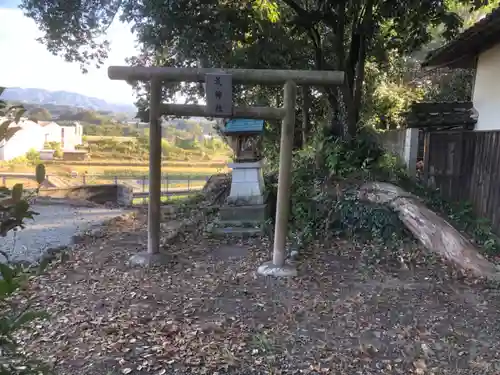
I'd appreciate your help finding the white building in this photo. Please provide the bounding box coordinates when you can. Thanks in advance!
[38,121,83,150]
[424,6,500,131]
[0,118,83,161]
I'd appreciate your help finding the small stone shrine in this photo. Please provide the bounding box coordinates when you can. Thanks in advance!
[224,119,265,204]
[207,118,268,236]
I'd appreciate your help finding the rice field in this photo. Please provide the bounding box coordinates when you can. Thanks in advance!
[0,162,227,179]
[0,177,41,189]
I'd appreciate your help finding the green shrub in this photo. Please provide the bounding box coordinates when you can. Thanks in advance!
[176,137,201,150]
[54,149,63,159]
[75,144,87,151]
[7,156,28,166]
[0,92,51,373]
[44,142,64,159]
[25,148,40,163]
[0,173,50,373]
[274,128,410,252]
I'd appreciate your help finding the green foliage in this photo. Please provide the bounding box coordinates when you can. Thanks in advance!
[0,94,49,373]
[86,137,148,160]
[175,137,201,150]
[62,109,110,125]
[404,183,500,256]
[76,133,229,162]
[422,68,474,102]
[0,89,25,141]
[0,262,51,375]
[83,123,135,137]
[203,137,225,151]
[322,128,407,181]
[267,132,411,256]
[19,0,492,138]
[27,107,52,122]
[362,53,422,129]
[161,139,187,160]
[43,142,63,158]
[35,164,45,184]
[278,127,500,264]
[25,149,40,164]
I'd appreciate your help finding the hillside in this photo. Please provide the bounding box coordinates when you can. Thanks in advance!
[1,87,136,114]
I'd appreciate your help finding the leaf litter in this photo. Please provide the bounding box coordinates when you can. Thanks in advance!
[10,209,500,375]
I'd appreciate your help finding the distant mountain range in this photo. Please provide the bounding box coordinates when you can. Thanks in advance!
[1,87,136,114]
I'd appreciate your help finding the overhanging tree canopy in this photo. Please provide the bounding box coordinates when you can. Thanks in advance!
[20,0,491,137]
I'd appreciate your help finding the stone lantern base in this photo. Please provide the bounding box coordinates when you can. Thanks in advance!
[205,160,268,237]
[226,161,265,205]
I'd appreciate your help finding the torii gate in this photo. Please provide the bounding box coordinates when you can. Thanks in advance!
[108,66,344,277]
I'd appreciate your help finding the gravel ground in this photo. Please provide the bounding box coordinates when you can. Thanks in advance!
[0,204,125,264]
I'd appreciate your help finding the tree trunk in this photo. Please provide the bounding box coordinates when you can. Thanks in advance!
[352,2,372,125]
[302,85,310,146]
[342,81,357,138]
[326,90,343,137]
[359,182,500,281]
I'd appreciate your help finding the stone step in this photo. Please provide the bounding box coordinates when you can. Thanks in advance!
[211,226,263,237]
[218,219,262,226]
[219,204,267,222]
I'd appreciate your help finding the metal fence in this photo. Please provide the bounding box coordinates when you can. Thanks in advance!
[0,173,210,205]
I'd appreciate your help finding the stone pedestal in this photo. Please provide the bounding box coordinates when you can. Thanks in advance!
[227,161,265,205]
[206,161,268,238]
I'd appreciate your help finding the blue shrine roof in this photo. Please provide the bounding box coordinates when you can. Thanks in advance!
[223,119,264,134]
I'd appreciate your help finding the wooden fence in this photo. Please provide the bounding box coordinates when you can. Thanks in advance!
[423,130,500,232]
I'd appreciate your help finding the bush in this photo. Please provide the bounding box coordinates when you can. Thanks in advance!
[75,143,87,151]
[0,165,50,374]
[274,128,410,252]
[25,148,40,163]
[176,137,201,150]
[44,141,63,158]
[1,93,51,373]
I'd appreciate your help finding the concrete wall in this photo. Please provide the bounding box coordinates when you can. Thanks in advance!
[37,184,133,206]
[39,150,55,160]
[377,128,419,177]
[377,129,406,160]
[473,44,500,131]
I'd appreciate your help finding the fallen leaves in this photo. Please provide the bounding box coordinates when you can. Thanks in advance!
[413,359,427,374]
[9,207,500,375]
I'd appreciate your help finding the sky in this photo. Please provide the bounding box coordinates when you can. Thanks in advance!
[0,0,138,104]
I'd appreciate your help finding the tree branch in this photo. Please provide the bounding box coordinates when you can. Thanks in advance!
[281,0,310,18]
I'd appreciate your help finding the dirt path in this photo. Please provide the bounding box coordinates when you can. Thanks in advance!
[15,213,500,375]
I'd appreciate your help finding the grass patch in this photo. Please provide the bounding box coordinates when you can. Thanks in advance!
[42,159,229,167]
[132,194,194,205]
[0,163,227,178]
[0,177,40,189]
[84,135,137,142]
[87,178,205,192]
